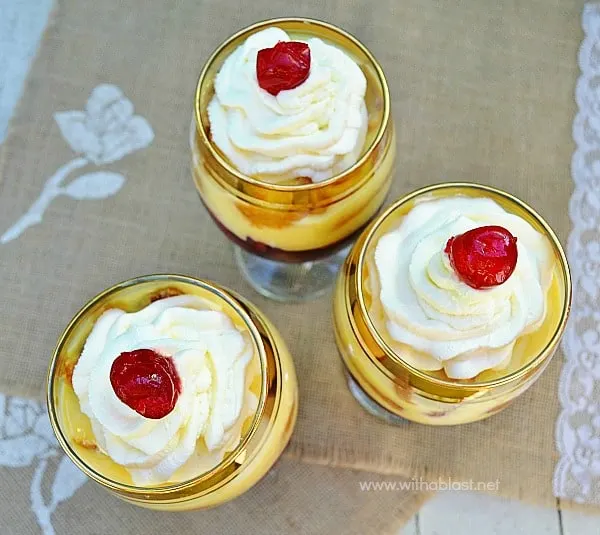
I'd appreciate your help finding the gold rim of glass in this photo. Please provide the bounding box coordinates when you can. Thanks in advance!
[46,274,268,496]
[356,182,572,391]
[193,16,391,193]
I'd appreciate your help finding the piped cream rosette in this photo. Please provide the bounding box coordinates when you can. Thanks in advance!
[208,27,368,183]
[72,295,259,485]
[369,197,555,379]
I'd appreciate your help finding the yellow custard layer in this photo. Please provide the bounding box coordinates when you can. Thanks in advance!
[49,277,298,510]
[333,186,570,425]
[192,124,395,253]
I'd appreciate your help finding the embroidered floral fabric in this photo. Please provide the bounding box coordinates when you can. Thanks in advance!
[0,394,427,535]
[1,85,154,244]
[0,395,87,534]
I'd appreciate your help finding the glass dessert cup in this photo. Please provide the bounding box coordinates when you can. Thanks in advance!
[47,274,298,510]
[191,18,395,303]
[333,183,571,426]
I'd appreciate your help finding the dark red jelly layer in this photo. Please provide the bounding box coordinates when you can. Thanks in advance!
[201,200,373,263]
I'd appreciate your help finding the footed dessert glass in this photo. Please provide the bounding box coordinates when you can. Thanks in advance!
[47,274,298,509]
[191,18,395,302]
[333,183,571,425]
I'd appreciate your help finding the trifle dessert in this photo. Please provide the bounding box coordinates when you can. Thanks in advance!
[47,275,298,509]
[333,183,571,425]
[191,18,395,302]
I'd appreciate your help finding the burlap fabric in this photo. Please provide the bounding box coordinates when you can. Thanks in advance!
[0,444,427,534]
[0,0,589,514]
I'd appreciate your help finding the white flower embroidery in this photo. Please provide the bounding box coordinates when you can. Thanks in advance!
[0,394,87,535]
[0,84,154,244]
[54,84,153,165]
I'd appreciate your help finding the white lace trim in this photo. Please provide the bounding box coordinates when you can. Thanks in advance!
[554,3,600,505]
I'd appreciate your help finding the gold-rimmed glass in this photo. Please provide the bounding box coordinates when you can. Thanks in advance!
[333,183,571,425]
[47,274,298,509]
[191,18,395,302]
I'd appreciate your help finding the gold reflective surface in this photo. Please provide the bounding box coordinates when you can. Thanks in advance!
[334,183,571,425]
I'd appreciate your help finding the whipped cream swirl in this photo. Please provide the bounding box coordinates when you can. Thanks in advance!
[72,295,256,485]
[208,27,368,183]
[373,197,555,379]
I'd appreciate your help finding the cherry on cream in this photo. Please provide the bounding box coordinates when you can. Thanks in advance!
[256,41,311,96]
[445,225,518,289]
[110,349,181,419]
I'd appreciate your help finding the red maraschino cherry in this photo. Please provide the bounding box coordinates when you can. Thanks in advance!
[445,225,518,289]
[110,349,181,419]
[256,41,311,96]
